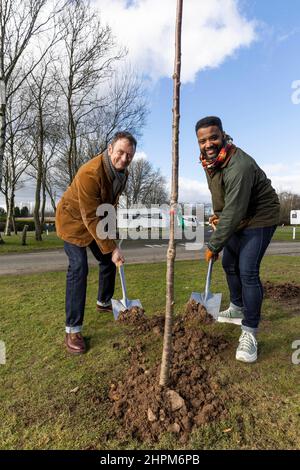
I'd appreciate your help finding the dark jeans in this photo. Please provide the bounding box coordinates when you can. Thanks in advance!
[222,225,277,331]
[64,240,116,331]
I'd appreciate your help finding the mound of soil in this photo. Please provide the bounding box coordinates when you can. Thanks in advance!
[109,313,228,443]
[184,299,214,324]
[117,306,146,324]
[263,281,300,300]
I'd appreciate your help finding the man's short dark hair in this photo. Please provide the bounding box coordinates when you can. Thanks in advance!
[195,116,223,134]
[111,131,137,149]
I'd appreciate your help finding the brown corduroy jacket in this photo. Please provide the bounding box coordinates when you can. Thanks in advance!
[56,153,127,254]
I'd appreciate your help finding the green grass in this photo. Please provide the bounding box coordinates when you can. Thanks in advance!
[1,256,300,450]
[272,225,300,241]
[0,231,63,254]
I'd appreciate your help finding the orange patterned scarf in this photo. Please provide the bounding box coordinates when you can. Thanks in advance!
[200,138,236,176]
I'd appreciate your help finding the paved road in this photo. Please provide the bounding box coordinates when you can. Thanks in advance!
[1,241,300,276]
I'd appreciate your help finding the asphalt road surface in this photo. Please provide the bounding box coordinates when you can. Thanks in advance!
[1,237,300,276]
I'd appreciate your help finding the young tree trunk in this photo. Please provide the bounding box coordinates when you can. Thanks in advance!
[34,159,43,241]
[12,216,18,235]
[22,224,29,245]
[40,170,47,230]
[67,83,78,184]
[4,190,15,236]
[45,179,57,213]
[159,0,183,387]
[0,79,6,191]
[0,79,6,244]
[34,93,45,241]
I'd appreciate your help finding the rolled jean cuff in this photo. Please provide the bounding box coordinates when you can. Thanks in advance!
[241,324,258,335]
[66,325,82,334]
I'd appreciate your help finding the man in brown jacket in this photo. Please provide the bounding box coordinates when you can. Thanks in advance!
[56,131,137,354]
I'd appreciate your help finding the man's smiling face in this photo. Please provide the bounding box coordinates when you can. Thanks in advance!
[197,125,224,160]
[108,138,136,170]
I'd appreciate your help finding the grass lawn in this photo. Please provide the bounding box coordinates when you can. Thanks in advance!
[0,226,299,255]
[0,256,300,450]
[0,232,64,254]
[272,226,300,242]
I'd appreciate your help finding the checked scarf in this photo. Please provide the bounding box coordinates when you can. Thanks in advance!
[200,135,236,176]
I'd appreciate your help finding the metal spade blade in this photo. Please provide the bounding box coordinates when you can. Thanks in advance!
[112,265,143,320]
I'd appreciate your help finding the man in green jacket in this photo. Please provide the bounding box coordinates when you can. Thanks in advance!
[195,116,280,363]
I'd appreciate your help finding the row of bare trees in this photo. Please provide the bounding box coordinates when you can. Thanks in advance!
[278,191,300,225]
[0,0,158,241]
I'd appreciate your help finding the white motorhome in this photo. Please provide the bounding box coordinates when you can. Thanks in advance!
[118,205,182,231]
[117,207,171,231]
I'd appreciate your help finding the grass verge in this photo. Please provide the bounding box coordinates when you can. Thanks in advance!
[0,256,300,449]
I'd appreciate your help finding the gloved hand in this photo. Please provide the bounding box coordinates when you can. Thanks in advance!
[205,248,219,263]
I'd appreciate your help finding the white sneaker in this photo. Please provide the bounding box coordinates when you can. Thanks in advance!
[218,303,244,325]
[236,331,257,363]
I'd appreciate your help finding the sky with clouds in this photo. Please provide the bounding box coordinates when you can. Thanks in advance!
[4,0,300,207]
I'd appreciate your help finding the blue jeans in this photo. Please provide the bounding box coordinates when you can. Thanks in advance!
[64,240,116,333]
[222,225,277,332]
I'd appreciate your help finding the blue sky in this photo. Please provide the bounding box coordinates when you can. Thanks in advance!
[3,0,300,207]
[137,0,300,201]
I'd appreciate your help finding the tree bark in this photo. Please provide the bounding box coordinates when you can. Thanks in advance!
[33,96,44,241]
[40,169,47,229]
[4,190,15,236]
[22,224,29,245]
[0,79,6,190]
[0,79,6,244]
[159,0,183,387]
[46,182,56,213]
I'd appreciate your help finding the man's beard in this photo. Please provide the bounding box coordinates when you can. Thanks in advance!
[202,139,225,161]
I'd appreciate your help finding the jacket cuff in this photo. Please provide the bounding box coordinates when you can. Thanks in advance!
[207,242,220,254]
[97,238,117,254]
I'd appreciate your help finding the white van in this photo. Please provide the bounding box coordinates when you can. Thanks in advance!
[117,206,187,231]
[117,207,170,231]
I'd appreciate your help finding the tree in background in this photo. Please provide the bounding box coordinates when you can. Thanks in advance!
[123,158,168,208]
[20,206,29,217]
[54,0,124,184]
[1,81,34,235]
[278,191,300,225]
[0,0,64,242]
[14,207,20,217]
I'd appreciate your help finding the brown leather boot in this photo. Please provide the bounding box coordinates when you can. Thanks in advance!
[65,333,86,354]
[96,304,112,312]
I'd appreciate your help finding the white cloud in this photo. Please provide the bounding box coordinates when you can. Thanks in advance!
[166,176,211,203]
[262,164,300,194]
[95,0,257,83]
[134,150,148,160]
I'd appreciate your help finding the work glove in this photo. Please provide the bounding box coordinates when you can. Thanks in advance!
[205,248,219,263]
